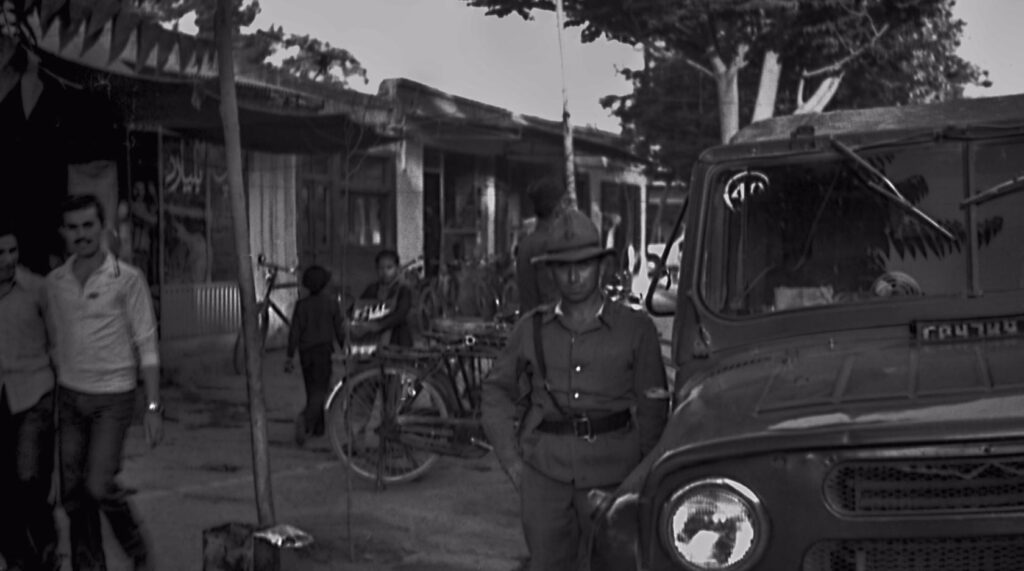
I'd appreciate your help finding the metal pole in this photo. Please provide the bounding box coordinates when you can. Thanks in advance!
[554,0,577,208]
[215,0,276,526]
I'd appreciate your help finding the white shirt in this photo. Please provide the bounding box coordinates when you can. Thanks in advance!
[46,253,159,394]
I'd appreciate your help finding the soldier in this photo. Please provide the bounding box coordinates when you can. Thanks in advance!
[482,209,669,570]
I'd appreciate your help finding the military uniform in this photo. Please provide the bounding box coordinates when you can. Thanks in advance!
[482,209,669,571]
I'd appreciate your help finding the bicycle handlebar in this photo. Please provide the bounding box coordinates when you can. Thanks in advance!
[257,253,298,274]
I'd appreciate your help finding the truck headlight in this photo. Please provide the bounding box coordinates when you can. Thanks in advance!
[660,478,767,570]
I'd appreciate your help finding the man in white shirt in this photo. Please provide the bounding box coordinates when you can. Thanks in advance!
[0,227,59,570]
[47,194,163,571]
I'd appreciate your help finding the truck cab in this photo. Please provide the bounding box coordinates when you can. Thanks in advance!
[593,94,1024,571]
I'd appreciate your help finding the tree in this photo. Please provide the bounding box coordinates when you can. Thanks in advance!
[601,1,988,185]
[142,0,367,85]
[468,0,989,146]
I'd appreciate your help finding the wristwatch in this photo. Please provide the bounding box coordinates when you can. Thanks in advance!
[146,401,164,414]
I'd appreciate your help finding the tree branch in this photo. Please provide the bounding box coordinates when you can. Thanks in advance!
[802,22,889,78]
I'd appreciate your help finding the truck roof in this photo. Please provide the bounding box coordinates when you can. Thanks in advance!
[732,93,1024,144]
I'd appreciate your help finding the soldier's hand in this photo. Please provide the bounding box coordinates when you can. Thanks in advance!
[144,409,164,449]
[505,461,524,492]
[284,358,295,374]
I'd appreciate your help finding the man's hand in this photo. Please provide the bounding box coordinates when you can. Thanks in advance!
[284,358,295,374]
[144,410,164,448]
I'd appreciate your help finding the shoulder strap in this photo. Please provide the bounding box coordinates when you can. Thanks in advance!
[533,311,569,417]
[532,312,547,379]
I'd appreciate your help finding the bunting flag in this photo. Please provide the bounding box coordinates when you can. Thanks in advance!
[134,19,158,72]
[38,0,64,31]
[57,0,87,51]
[177,33,195,74]
[155,22,177,71]
[107,7,137,65]
[2,0,220,117]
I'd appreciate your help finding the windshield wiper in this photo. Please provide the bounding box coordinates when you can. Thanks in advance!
[830,137,955,240]
[960,174,1024,208]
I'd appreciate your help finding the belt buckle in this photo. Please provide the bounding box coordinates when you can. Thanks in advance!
[573,416,596,443]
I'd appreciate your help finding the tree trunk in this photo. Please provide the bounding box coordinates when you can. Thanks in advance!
[715,66,741,144]
[751,50,781,122]
[554,0,577,208]
[215,0,276,527]
[795,73,845,114]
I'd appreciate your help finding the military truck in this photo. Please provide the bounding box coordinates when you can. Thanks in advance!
[592,93,1024,571]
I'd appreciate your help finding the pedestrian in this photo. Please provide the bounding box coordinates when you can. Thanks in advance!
[481,209,669,571]
[515,178,564,313]
[285,265,345,446]
[0,226,59,570]
[351,249,413,348]
[46,194,163,571]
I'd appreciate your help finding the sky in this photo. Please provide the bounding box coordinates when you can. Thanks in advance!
[239,0,1023,133]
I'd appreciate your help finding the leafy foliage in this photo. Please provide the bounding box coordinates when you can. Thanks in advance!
[469,0,989,184]
[141,0,367,85]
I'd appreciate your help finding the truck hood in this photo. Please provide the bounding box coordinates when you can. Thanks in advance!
[622,333,1024,492]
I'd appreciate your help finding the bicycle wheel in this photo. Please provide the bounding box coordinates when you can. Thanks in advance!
[327,364,449,485]
[232,305,270,375]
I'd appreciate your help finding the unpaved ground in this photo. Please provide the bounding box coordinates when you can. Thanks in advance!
[57,339,527,570]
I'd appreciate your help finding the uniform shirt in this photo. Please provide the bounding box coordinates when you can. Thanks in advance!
[47,253,159,394]
[515,221,559,313]
[0,267,54,414]
[287,290,346,357]
[481,300,669,488]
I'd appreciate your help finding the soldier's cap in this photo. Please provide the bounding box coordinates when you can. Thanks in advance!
[531,209,615,265]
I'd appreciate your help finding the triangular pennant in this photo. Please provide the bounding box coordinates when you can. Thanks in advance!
[135,20,159,72]
[154,25,177,73]
[80,20,106,55]
[38,0,66,32]
[58,1,87,52]
[83,0,120,41]
[0,38,16,71]
[108,8,138,64]
[176,34,196,74]
[0,67,18,105]
[20,53,43,119]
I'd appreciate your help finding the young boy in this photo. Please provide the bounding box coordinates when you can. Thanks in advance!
[351,249,414,348]
[285,265,345,446]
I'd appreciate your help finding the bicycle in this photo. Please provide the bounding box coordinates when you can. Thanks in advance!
[323,317,509,488]
[232,254,300,375]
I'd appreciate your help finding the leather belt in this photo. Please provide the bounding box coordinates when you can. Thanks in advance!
[536,410,632,440]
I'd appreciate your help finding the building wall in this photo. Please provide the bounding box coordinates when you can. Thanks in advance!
[247,152,299,347]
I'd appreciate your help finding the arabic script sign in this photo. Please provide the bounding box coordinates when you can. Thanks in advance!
[915,315,1024,343]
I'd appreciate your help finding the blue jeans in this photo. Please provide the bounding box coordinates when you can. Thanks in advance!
[59,387,149,571]
[0,388,58,569]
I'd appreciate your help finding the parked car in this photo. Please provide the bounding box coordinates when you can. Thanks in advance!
[594,93,1024,570]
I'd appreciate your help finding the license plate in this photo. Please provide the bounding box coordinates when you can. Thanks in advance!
[914,315,1024,343]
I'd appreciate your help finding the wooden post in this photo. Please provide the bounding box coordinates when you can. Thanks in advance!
[554,0,577,208]
[215,0,276,526]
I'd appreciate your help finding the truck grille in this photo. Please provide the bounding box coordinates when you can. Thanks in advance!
[803,536,1024,571]
[824,456,1024,514]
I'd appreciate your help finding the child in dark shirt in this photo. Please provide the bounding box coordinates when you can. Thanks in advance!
[285,265,345,446]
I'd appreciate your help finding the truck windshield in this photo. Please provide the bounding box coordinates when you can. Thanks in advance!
[702,139,1024,317]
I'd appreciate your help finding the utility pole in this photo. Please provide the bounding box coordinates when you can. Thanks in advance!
[215,0,276,526]
[554,0,577,208]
